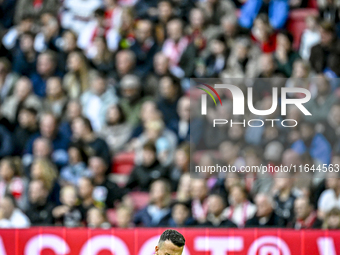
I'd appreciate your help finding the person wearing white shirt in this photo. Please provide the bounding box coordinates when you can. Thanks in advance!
[0,195,30,228]
[318,172,340,218]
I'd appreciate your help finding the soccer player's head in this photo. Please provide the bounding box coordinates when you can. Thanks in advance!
[155,229,185,255]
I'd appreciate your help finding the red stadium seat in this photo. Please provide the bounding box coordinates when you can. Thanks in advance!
[130,192,149,210]
[112,152,135,174]
[286,9,319,50]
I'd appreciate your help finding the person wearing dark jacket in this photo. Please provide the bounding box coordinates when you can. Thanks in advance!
[289,196,322,229]
[130,19,158,79]
[310,21,340,73]
[245,193,283,228]
[13,107,38,155]
[134,179,172,227]
[168,201,197,227]
[126,142,168,191]
[87,156,127,209]
[25,179,55,226]
[72,116,111,168]
[200,194,237,228]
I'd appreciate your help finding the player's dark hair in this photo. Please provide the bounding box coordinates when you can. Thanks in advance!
[159,229,185,248]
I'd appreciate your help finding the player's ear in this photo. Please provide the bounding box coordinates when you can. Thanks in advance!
[155,246,159,255]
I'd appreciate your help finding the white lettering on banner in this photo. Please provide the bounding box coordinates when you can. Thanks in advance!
[201,84,312,116]
[195,237,243,255]
[79,235,129,255]
[317,237,337,255]
[0,237,7,255]
[247,236,291,255]
[138,236,191,255]
[24,234,70,255]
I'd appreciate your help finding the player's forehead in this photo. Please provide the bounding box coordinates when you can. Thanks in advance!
[159,240,184,255]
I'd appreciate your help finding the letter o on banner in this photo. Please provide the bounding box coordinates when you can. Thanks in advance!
[24,234,70,255]
[80,235,129,255]
[247,236,291,255]
[139,236,190,255]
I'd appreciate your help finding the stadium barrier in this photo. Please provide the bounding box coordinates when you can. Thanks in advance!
[0,228,339,255]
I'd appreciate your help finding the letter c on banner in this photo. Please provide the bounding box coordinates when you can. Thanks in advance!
[139,236,190,255]
[80,235,129,255]
[247,236,291,255]
[24,234,70,255]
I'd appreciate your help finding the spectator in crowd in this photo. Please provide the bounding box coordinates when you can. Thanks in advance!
[197,0,235,27]
[115,205,134,228]
[154,0,175,44]
[0,157,28,210]
[100,104,132,153]
[72,116,111,167]
[274,30,300,77]
[291,196,322,229]
[2,77,42,123]
[318,171,340,218]
[191,179,209,224]
[87,207,111,228]
[25,112,69,168]
[77,177,95,219]
[30,50,62,97]
[119,75,146,127]
[77,9,120,57]
[52,185,83,227]
[126,142,168,191]
[61,0,103,35]
[0,194,30,228]
[168,143,190,191]
[246,193,283,227]
[13,107,38,155]
[81,76,118,131]
[59,100,82,141]
[0,57,19,103]
[133,179,172,227]
[130,19,158,78]
[87,156,126,208]
[310,21,340,73]
[59,144,87,186]
[11,31,37,76]
[26,179,55,226]
[157,75,181,125]
[57,30,79,74]
[225,184,257,227]
[201,193,237,228]
[43,77,68,118]
[299,15,321,60]
[162,18,196,78]
[111,50,137,83]
[33,12,61,53]
[88,36,115,75]
[291,121,332,164]
[168,201,196,227]
[30,158,60,205]
[63,51,97,99]
[322,208,340,229]
[272,172,300,226]
[222,36,259,78]
[145,52,170,96]
[304,75,337,123]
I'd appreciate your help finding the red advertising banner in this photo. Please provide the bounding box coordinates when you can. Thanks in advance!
[0,228,339,255]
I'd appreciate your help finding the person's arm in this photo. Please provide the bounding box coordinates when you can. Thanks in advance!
[269,0,289,29]
[2,28,19,50]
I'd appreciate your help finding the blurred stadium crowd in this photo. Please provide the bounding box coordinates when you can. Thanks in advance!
[0,0,339,230]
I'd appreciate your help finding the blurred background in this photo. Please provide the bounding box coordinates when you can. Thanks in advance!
[0,0,338,233]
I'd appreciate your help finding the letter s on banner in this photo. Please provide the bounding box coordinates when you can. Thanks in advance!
[139,236,190,255]
[80,235,129,255]
[24,234,70,255]
[247,236,291,255]
[195,237,243,255]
